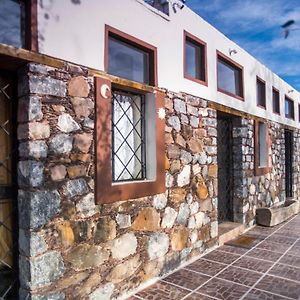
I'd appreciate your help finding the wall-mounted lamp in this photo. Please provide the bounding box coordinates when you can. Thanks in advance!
[229,48,237,56]
[288,89,294,94]
[169,0,185,13]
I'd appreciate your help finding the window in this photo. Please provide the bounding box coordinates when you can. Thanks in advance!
[254,120,269,175]
[96,76,164,203]
[256,77,266,109]
[217,52,243,99]
[144,0,169,15]
[299,104,300,122]
[272,87,280,114]
[184,31,207,85]
[285,96,294,119]
[0,0,25,48]
[106,25,157,86]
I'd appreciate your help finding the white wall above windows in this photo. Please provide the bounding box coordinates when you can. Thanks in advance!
[37,0,300,128]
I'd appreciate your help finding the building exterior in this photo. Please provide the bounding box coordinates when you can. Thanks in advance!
[0,0,299,299]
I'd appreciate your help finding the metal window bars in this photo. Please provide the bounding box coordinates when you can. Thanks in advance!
[111,90,146,182]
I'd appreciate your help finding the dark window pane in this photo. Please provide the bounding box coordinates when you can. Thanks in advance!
[285,97,294,119]
[272,89,280,114]
[0,0,24,48]
[217,58,242,97]
[257,79,266,108]
[258,122,267,167]
[108,36,150,84]
[185,40,205,81]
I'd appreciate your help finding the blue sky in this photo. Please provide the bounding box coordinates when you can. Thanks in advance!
[187,0,300,90]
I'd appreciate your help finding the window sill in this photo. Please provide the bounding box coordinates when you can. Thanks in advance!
[217,88,244,101]
[135,0,171,21]
[184,74,208,87]
[257,104,266,110]
[255,166,270,176]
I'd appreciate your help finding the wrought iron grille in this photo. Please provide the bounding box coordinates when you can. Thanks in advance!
[217,114,234,223]
[285,130,293,198]
[0,75,18,300]
[111,90,146,182]
[144,0,169,15]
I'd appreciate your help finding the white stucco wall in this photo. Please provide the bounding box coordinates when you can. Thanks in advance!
[38,0,300,128]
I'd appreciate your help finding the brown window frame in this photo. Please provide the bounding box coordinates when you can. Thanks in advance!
[183,31,207,86]
[104,25,158,87]
[285,95,295,120]
[256,76,266,109]
[216,51,244,101]
[95,77,165,204]
[254,120,270,176]
[272,87,280,115]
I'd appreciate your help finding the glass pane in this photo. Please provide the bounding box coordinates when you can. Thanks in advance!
[112,91,145,182]
[108,37,150,84]
[217,59,242,96]
[273,90,280,113]
[257,80,265,107]
[144,0,169,15]
[185,40,204,80]
[0,0,24,48]
[258,122,267,167]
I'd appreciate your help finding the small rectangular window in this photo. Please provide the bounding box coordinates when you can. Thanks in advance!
[184,31,206,85]
[285,96,294,119]
[106,26,157,86]
[217,52,243,99]
[272,87,280,114]
[144,0,169,15]
[298,104,300,122]
[0,0,25,48]
[255,120,269,175]
[257,77,266,108]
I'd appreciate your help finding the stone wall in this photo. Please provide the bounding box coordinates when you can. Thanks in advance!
[17,63,218,300]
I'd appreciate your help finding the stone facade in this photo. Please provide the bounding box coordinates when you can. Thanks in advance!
[16,62,300,299]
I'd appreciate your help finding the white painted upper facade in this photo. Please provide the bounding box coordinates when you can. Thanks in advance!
[38,0,300,127]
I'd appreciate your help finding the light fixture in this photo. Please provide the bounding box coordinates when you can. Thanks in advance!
[169,0,185,13]
[229,48,237,56]
[288,89,294,94]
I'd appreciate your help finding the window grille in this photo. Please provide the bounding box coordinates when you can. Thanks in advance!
[111,90,146,182]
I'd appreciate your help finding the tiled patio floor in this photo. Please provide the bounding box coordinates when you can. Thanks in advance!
[130,213,300,300]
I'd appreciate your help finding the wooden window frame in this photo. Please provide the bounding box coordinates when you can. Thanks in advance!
[95,77,165,204]
[254,120,270,176]
[272,87,280,115]
[285,95,295,120]
[104,25,158,87]
[256,76,266,109]
[216,51,244,101]
[183,30,207,86]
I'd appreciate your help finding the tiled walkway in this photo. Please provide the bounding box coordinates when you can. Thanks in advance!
[131,214,300,300]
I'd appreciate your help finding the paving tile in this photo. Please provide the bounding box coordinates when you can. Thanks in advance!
[269,263,300,282]
[202,250,240,264]
[274,230,299,238]
[243,289,292,300]
[184,292,215,300]
[265,235,297,245]
[135,281,190,300]
[163,268,210,290]
[255,275,300,299]
[256,240,290,253]
[233,256,273,273]
[246,248,282,262]
[287,245,300,257]
[279,253,300,268]
[197,278,249,300]
[185,258,227,276]
[216,266,262,286]
[218,244,248,255]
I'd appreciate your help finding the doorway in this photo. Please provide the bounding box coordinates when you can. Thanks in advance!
[0,73,18,299]
[284,129,293,198]
[217,112,234,223]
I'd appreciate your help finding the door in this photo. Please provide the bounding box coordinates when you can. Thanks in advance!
[284,130,293,198]
[217,113,233,223]
[0,74,18,299]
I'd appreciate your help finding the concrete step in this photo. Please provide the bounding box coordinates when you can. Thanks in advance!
[218,222,245,245]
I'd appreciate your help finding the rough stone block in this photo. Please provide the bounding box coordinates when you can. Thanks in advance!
[148,233,169,260]
[62,178,89,198]
[94,216,116,243]
[19,251,64,289]
[29,75,66,97]
[68,76,90,97]
[57,113,80,133]
[49,134,73,155]
[131,207,160,231]
[116,214,131,228]
[18,96,43,122]
[19,230,48,257]
[110,233,137,259]
[71,97,94,118]
[18,122,50,140]
[18,190,61,229]
[18,160,44,187]
[74,133,93,153]
[76,193,97,218]
[19,141,48,159]
[89,283,114,300]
